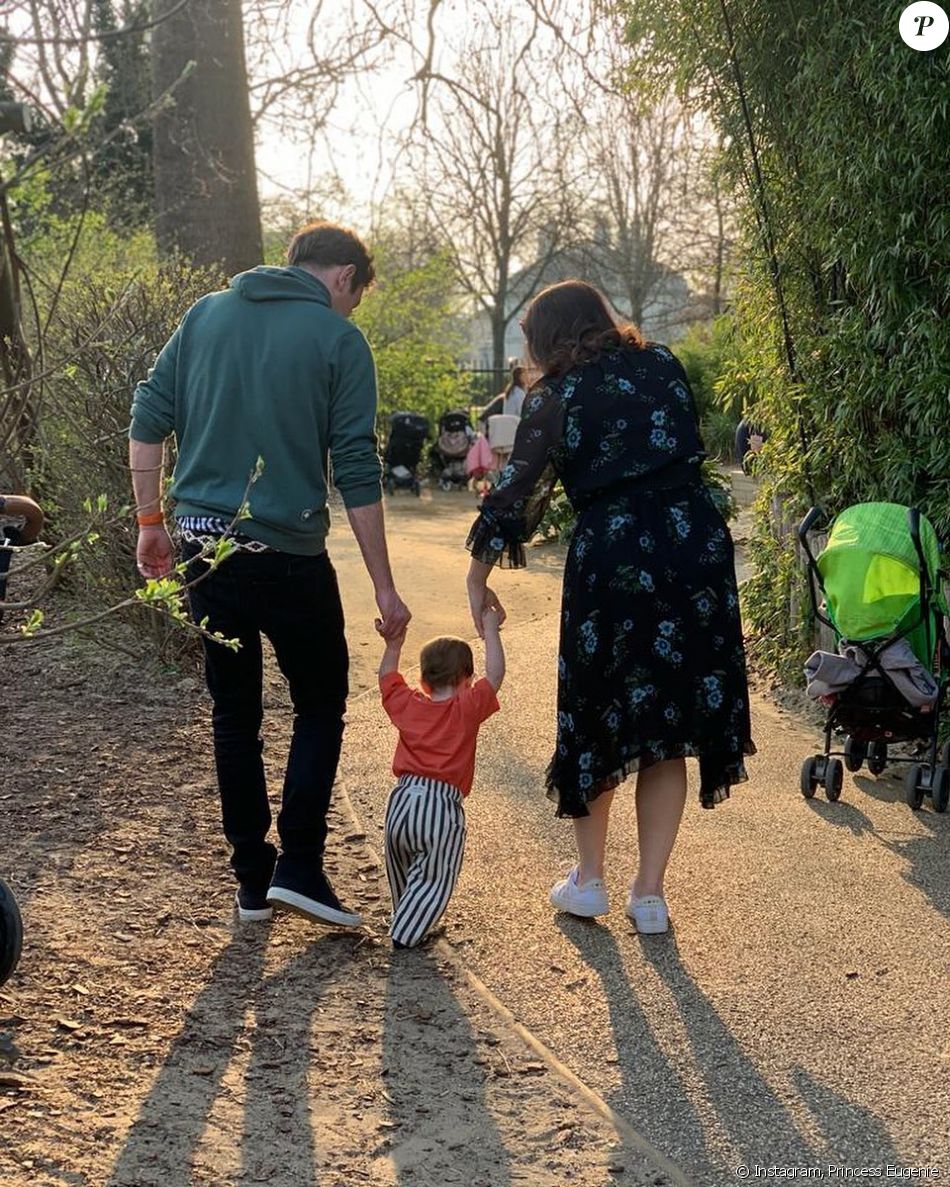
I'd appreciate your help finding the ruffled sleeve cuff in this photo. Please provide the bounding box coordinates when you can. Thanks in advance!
[466,508,526,569]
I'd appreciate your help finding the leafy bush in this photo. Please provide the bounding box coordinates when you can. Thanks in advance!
[622,0,950,677]
[537,483,574,543]
[11,198,223,656]
[671,317,747,461]
[354,248,471,441]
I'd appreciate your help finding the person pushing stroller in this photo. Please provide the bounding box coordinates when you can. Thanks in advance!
[378,605,505,947]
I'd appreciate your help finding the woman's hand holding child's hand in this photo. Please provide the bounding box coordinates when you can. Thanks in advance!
[467,582,507,638]
[482,606,502,633]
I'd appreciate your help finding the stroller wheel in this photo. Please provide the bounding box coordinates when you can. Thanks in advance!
[439,478,452,492]
[904,764,925,810]
[800,756,820,799]
[867,740,887,776]
[0,875,23,987]
[931,766,950,813]
[824,758,843,801]
[843,737,866,772]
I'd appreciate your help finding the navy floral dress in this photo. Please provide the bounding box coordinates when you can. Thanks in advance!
[467,344,754,817]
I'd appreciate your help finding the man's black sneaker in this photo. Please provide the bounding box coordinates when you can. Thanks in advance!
[234,886,274,922]
[266,869,362,928]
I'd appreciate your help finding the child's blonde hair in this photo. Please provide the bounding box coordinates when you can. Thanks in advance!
[420,636,474,690]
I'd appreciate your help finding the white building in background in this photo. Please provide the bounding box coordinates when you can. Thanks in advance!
[463,238,697,369]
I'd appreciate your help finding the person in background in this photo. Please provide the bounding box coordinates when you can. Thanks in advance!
[503,365,528,418]
[129,221,411,930]
[478,361,527,431]
[735,416,768,473]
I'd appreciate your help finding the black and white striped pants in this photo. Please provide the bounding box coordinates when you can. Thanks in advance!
[384,775,467,947]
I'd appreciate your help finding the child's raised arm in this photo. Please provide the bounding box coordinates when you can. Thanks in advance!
[379,625,407,678]
[482,608,505,692]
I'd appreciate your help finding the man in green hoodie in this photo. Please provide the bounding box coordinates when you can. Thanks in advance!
[129,221,410,930]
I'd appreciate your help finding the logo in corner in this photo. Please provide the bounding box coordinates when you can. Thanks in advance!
[900,2,949,49]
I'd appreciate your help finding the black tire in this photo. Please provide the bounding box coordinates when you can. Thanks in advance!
[824,758,844,801]
[904,764,925,810]
[940,740,950,770]
[0,876,23,987]
[867,741,887,776]
[843,737,866,773]
[931,765,950,814]
[800,757,818,799]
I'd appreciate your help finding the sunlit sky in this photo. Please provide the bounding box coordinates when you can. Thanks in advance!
[252,2,439,222]
[255,63,418,222]
[249,0,595,226]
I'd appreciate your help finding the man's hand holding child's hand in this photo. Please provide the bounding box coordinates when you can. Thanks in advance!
[378,623,407,678]
[378,620,408,647]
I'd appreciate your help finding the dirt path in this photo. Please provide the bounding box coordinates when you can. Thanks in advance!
[338,486,950,1186]
[0,488,678,1187]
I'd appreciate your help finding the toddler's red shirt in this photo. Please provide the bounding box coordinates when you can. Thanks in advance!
[379,671,500,795]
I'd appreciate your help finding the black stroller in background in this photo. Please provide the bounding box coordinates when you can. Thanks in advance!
[383,412,430,497]
[430,409,474,491]
[0,494,43,985]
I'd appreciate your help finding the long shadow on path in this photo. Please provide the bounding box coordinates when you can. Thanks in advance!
[105,927,270,1187]
[382,947,513,1187]
[558,918,906,1184]
[807,783,950,918]
[106,928,367,1187]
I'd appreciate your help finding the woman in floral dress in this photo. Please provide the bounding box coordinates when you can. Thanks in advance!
[466,281,754,933]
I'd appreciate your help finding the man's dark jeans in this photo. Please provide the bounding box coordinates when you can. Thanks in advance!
[185,543,349,895]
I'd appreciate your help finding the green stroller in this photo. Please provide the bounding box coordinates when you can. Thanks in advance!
[798,502,949,811]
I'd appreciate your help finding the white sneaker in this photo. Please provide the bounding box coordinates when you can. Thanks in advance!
[549,867,609,917]
[625,892,669,934]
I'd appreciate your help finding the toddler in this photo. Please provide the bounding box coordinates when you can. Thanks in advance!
[379,609,505,948]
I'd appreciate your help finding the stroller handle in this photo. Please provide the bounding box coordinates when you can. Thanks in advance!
[907,507,929,592]
[907,506,921,547]
[797,505,835,631]
[797,505,824,542]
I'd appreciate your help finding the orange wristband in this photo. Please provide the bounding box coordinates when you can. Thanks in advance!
[136,511,165,527]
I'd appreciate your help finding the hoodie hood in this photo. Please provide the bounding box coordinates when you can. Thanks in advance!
[230,265,332,305]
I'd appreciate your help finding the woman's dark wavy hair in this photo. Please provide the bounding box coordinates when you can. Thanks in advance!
[521,280,645,378]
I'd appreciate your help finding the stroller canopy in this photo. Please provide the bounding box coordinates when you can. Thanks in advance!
[389,411,429,438]
[439,410,470,434]
[817,502,945,663]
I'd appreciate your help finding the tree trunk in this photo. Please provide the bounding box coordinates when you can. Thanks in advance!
[490,308,508,375]
[0,185,34,491]
[151,0,262,274]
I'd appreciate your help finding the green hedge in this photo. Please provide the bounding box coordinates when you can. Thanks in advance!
[621,0,950,675]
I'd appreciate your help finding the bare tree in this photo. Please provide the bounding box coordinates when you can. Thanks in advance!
[579,93,735,331]
[582,93,686,326]
[244,1,391,134]
[408,3,581,371]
